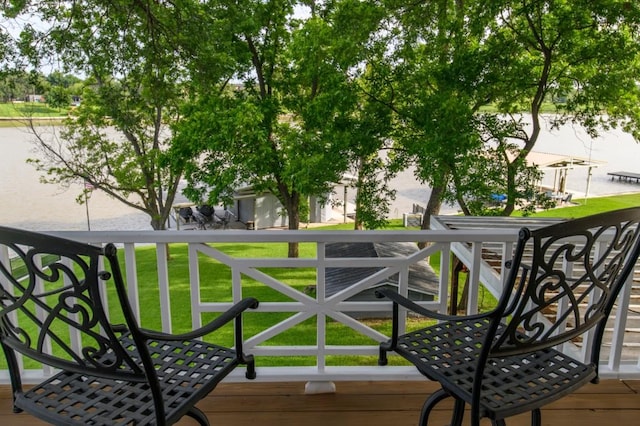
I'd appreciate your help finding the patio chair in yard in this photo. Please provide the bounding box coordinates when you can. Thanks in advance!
[0,226,259,426]
[194,205,216,229]
[377,207,640,426]
[178,206,195,224]
[213,209,236,230]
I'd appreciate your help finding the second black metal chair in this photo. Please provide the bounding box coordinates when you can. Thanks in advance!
[377,207,640,426]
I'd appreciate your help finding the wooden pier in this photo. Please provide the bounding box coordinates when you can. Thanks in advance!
[607,171,640,183]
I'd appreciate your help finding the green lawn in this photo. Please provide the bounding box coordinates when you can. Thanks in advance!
[0,102,68,117]
[4,193,638,370]
[0,102,68,127]
[518,192,640,219]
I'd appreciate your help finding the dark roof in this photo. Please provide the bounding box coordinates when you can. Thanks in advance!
[324,242,439,297]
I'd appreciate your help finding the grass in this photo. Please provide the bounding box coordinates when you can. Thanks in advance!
[3,193,638,371]
[0,102,68,117]
[516,192,640,219]
[0,102,68,127]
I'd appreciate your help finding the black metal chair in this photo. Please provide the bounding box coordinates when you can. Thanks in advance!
[195,205,216,229]
[178,206,195,224]
[377,207,640,426]
[214,209,236,230]
[0,226,259,425]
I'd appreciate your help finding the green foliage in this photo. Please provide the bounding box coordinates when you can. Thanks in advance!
[5,1,210,229]
[374,0,640,220]
[171,0,389,247]
[4,0,640,233]
[45,85,69,109]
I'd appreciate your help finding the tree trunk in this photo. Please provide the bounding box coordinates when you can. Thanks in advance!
[150,215,166,230]
[286,193,300,258]
[421,184,446,230]
[418,183,446,249]
[502,161,518,216]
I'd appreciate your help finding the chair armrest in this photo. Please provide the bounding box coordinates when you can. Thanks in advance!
[376,288,494,365]
[375,288,490,322]
[139,297,259,341]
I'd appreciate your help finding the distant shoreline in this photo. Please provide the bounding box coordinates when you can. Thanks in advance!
[0,117,66,128]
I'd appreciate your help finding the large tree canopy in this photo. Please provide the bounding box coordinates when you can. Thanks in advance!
[171,0,386,255]
[374,0,640,226]
[483,0,640,214]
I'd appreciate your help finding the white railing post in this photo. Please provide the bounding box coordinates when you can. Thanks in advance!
[155,243,172,334]
[123,243,141,324]
[466,242,483,315]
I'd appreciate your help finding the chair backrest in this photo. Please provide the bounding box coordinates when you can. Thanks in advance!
[178,206,193,220]
[490,207,640,361]
[0,226,144,380]
[197,205,215,217]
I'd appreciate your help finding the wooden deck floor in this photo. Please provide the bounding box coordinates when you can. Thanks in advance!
[1,379,639,425]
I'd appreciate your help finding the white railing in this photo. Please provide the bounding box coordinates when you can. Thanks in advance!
[2,228,639,389]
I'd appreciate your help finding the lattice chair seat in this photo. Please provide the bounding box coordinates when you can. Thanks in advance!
[378,207,640,426]
[0,227,259,425]
[395,320,596,421]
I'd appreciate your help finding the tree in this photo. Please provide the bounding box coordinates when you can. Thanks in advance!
[172,0,385,255]
[375,0,640,227]
[45,85,69,108]
[369,0,503,229]
[0,3,21,76]
[348,71,396,230]
[481,0,640,215]
[4,1,211,230]
[46,71,80,89]
[0,70,31,102]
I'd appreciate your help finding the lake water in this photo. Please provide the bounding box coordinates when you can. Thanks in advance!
[0,126,154,231]
[1,119,639,232]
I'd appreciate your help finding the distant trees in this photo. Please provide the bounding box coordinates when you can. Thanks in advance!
[0,72,30,103]
[43,71,82,108]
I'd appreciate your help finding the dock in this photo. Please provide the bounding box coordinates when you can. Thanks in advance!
[607,171,640,183]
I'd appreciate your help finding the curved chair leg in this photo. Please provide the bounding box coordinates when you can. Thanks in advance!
[1,343,24,413]
[531,408,541,426]
[450,397,465,426]
[185,406,210,426]
[378,341,391,366]
[419,388,453,426]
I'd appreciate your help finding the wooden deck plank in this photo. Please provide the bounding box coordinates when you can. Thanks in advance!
[1,380,638,425]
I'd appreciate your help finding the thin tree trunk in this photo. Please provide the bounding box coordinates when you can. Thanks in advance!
[421,184,446,231]
[418,184,446,249]
[287,194,300,258]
